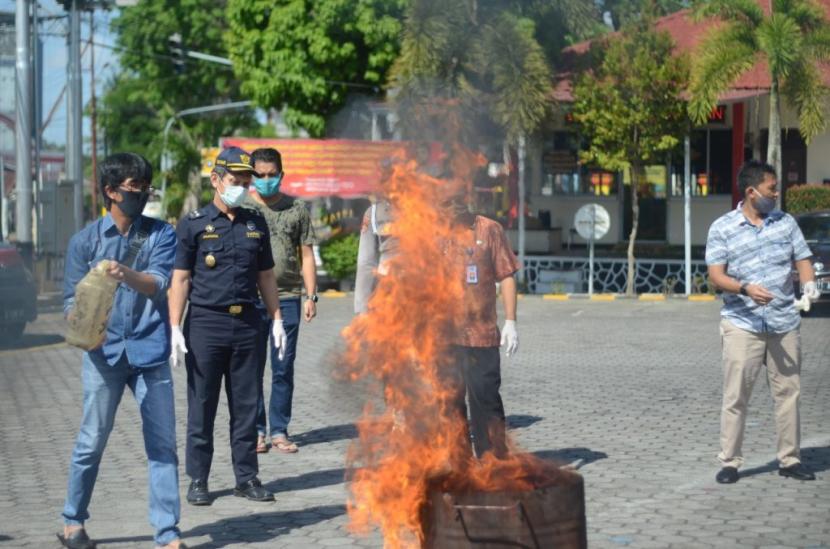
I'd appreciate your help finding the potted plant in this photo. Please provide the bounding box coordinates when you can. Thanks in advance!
[319,233,359,291]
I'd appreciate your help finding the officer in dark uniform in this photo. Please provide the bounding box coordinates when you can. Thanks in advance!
[169,147,288,505]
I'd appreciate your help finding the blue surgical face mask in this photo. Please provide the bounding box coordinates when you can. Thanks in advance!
[752,189,776,215]
[253,173,284,197]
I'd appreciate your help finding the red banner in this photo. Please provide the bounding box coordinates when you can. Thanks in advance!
[220,137,402,198]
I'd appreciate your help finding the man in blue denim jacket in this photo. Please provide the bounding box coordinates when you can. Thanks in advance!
[59,153,184,549]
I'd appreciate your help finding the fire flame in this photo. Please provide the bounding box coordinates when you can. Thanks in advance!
[340,146,567,548]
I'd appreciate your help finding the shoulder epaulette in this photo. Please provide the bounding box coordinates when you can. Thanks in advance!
[188,209,204,219]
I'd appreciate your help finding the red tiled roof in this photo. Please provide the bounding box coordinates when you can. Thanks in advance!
[555,0,830,102]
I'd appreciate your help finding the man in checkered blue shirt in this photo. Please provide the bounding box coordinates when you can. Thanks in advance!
[706,160,820,485]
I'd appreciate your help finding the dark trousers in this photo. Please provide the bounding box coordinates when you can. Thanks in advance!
[447,345,507,458]
[256,297,301,437]
[184,305,263,485]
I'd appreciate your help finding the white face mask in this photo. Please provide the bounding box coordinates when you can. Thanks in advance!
[219,182,247,208]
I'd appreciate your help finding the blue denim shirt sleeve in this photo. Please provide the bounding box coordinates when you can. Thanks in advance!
[63,225,95,315]
[143,222,177,300]
[174,219,195,271]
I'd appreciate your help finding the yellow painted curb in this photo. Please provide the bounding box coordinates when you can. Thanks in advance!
[590,294,616,301]
[639,294,666,301]
[322,290,347,298]
[543,294,570,301]
[688,294,716,302]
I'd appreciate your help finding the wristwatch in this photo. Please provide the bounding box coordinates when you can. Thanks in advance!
[739,283,748,296]
[306,293,319,303]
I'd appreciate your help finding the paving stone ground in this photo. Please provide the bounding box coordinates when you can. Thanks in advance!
[0,296,828,549]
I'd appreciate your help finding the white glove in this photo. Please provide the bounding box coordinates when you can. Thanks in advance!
[795,294,812,313]
[272,319,288,361]
[500,319,519,357]
[803,281,820,302]
[171,325,187,368]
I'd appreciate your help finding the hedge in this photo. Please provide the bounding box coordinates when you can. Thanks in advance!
[786,184,830,215]
[320,233,359,281]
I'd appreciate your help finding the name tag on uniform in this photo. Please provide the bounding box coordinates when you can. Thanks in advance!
[466,264,478,284]
[202,234,219,240]
[246,231,261,239]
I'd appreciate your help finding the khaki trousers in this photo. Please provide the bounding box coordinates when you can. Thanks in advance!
[718,319,802,469]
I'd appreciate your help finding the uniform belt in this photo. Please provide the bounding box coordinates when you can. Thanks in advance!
[192,303,254,315]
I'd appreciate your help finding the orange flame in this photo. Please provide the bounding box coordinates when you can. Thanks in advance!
[340,146,566,548]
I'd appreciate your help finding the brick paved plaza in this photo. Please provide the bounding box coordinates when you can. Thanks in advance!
[0,297,828,548]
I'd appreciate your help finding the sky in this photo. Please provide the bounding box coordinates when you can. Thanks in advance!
[3,0,119,150]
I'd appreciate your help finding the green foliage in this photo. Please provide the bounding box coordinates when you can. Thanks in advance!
[786,184,830,214]
[391,0,567,145]
[689,0,830,143]
[101,0,260,202]
[571,25,689,172]
[320,233,360,281]
[225,0,406,137]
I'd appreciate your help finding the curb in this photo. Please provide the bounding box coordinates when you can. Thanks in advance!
[321,290,347,298]
[535,293,719,302]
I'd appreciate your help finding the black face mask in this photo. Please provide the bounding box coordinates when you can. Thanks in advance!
[116,189,150,219]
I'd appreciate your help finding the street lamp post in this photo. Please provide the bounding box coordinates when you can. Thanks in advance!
[159,100,252,216]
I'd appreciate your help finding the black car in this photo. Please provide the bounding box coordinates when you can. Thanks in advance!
[0,242,38,339]
[795,210,830,303]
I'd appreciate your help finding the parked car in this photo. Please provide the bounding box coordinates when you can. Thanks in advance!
[794,210,830,305]
[0,242,37,339]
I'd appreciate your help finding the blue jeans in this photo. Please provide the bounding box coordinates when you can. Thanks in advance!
[256,297,300,437]
[62,354,181,546]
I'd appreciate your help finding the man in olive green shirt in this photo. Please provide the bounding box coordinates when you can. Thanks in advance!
[246,147,317,454]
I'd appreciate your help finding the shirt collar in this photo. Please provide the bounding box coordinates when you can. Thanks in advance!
[206,202,223,221]
[733,201,784,227]
[101,213,141,236]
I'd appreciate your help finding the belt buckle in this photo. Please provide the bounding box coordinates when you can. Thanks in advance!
[228,305,242,315]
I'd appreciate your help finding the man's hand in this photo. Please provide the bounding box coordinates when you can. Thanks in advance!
[745,283,775,306]
[303,299,317,323]
[171,326,187,368]
[106,260,129,282]
[500,319,519,357]
[803,281,821,302]
[272,319,288,361]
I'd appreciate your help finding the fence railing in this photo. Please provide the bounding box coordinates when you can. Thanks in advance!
[524,256,711,295]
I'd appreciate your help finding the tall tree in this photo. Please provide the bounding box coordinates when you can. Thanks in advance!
[572,23,688,295]
[225,0,407,137]
[391,0,572,282]
[688,0,830,194]
[101,0,259,217]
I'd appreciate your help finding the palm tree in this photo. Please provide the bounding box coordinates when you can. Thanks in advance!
[689,0,830,195]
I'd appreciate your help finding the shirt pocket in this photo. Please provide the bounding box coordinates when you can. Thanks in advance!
[200,239,225,261]
[766,240,793,265]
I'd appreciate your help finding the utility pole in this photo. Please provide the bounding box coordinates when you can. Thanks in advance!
[67,0,84,232]
[89,12,98,218]
[15,0,33,264]
[32,0,42,253]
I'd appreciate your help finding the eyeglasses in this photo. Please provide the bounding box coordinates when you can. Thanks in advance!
[119,184,154,193]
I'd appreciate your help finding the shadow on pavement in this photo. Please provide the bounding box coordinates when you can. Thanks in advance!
[506,414,543,429]
[208,468,347,500]
[740,446,830,479]
[183,504,347,548]
[532,448,609,470]
[292,423,357,446]
[0,332,63,351]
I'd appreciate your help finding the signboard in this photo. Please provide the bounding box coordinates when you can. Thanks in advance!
[218,138,402,197]
[201,147,221,177]
[574,203,610,241]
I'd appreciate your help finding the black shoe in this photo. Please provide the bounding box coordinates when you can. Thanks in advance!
[186,479,212,506]
[779,464,816,481]
[233,478,275,502]
[716,467,739,484]
[57,529,96,549]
